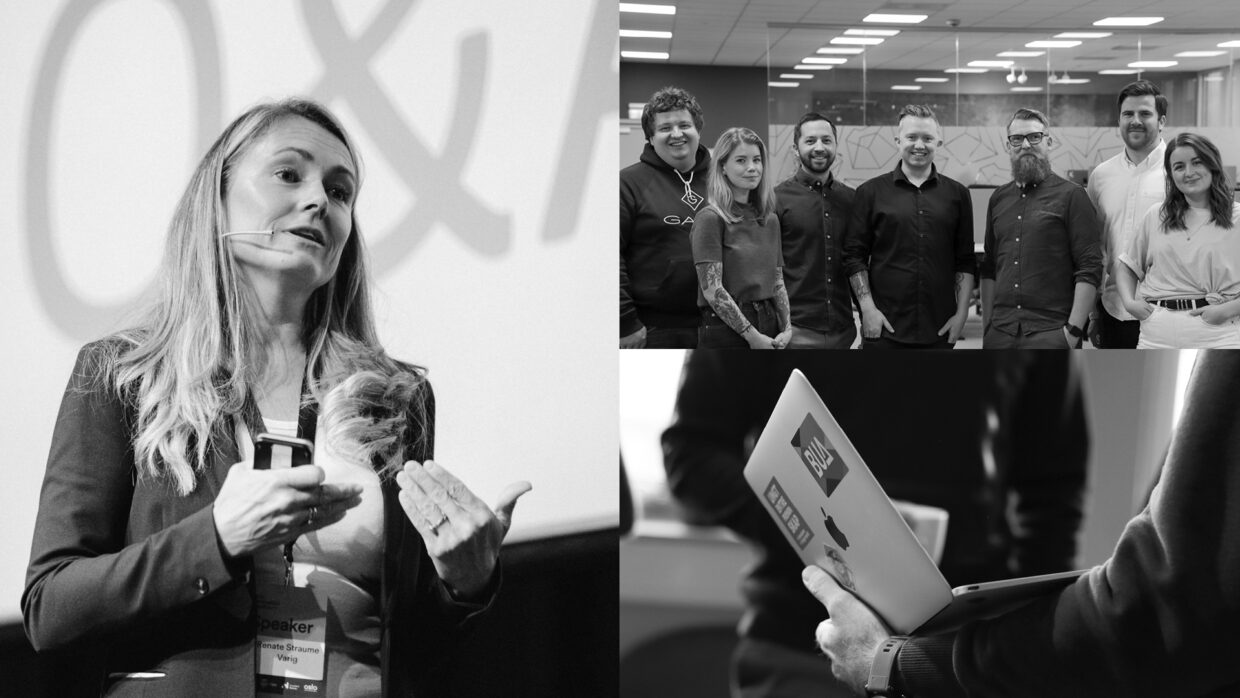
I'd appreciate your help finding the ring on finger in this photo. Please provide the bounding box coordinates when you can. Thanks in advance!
[429,513,449,534]
[307,506,319,527]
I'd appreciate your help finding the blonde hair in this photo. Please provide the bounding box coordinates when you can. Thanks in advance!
[707,127,776,224]
[103,98,427,494]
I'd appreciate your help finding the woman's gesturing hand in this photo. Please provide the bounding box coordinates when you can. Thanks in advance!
[396,460,532,599]
[213,462,364,559]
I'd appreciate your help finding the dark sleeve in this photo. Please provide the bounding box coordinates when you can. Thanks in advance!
[22,343,241,651]
[898,351,1240,696]
[842,182,875,278]
[620,174,642,336]
[1067,185,1103,288]
[413,382,498,618]
[662,352,770,540]
[1004,353,1088,576]
[773,214,785,269]
[954,183,977,275]
[979,193,997,280]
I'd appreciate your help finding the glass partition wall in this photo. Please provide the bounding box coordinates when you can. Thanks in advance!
[765,22,1239,191]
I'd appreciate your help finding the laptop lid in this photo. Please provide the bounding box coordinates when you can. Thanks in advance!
[744,369,1089,636]
[742,369,953,634]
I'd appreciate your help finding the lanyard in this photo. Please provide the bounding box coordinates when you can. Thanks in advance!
[242,377,319,586]
[283,393,318,586]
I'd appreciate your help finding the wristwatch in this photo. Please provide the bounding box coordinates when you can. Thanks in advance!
[1064,322,1085,348]
[865,635,910,697]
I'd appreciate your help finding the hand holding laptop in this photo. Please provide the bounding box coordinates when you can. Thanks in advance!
[803,564,891,694]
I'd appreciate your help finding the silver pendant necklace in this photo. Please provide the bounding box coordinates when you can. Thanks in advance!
[674,168,703,210]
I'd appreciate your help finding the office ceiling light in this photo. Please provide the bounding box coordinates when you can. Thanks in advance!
[795,64,834,71]
[998,51,1044,57]
[1128,60,1178,68]
[863,13,927,24]
[627,102,646,120]
[1011,86,1043,92]
[621,50,670,60]
[1006,67,1017,84]
[915,77,950,83]
[619,29,672,39]
[1055,32,1111,39]
[781,73,814,79]
[1018,69,1028,84]
[769,81,800,88]
[1094,17,1163,27]
[1026,40,1081,48]
[619,3,676,14]
[945,67,987,73]
[846,28,901,37]
[1204,74,1226,82]
[1176,50,1226,58]
[970,60,1014,68]
[891,85,922,91]
[817,47,866,54]
[1056,73,1091,84]
[831,37,885,45]
[1098,69,1140,74]
[1219,41,1240,48]
[803,56,849,64]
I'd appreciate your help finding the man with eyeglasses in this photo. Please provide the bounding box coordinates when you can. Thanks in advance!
[842,105,975,349]
[979,108,1102,349]
[1086,80,1168,348]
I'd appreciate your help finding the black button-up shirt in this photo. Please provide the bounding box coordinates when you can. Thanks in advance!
[843,163,976,345]
[980,173,1102,335]
[774,169,857,334]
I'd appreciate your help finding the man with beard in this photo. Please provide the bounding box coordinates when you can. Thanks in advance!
[980,108,1102,349]
[774,113,857,349]
[842,105,975,349]
[1086,80,1168,348]
[620,86,711,348]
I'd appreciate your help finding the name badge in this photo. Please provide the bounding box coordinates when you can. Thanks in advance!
[256,584,329,696]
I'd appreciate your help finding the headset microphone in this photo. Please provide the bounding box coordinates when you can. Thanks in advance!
[220,229,274,238]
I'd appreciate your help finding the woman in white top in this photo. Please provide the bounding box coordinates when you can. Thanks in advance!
[1117,132,1240,348]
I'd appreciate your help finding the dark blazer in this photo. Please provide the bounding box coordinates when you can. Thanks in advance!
[23,340,490,697]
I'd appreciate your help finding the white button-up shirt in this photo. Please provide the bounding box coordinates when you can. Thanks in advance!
[1086,140,1167,320]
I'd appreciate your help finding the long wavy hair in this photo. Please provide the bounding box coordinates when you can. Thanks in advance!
[1161,132,1235,232]
[707,127,776,224]
[101,98,427,494]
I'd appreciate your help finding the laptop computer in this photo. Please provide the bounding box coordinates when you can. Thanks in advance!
[743,369,1084,635]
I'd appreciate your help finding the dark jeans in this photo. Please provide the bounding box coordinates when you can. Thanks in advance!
[787,324,858,350]
[1095,302,1140,348]
[862,335,953,350]
[983,325,1070,349]
[644,326,699,349]
[699,299,781,349]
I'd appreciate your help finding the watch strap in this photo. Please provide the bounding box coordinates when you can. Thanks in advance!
[865,635,910,697]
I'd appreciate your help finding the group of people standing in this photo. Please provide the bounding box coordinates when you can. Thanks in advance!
[619,81,1240,349]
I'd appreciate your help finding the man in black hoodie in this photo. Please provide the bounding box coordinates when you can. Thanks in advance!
[620,86,711,348]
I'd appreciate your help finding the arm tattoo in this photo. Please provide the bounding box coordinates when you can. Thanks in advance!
[850,272,872,300]
[773,268,791,329]
[696,262,752,335]
[954,272,964,299]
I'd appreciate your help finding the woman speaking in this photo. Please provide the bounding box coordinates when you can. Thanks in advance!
[22,99,530,697]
